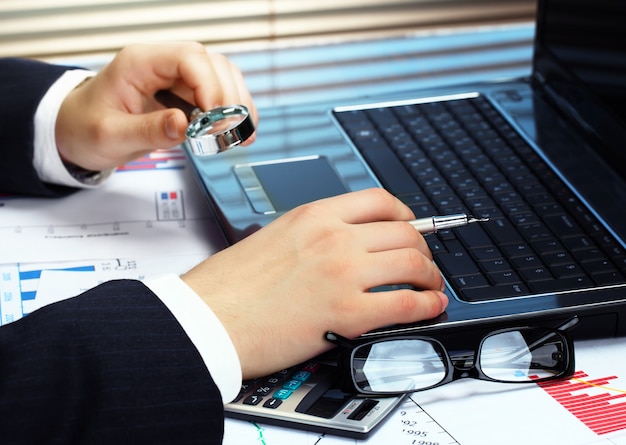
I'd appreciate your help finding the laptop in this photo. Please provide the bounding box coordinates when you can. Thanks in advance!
[185,0,626,343]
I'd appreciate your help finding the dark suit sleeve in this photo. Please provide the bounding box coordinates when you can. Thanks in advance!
[0,279,225,445]
[0,57,78,196]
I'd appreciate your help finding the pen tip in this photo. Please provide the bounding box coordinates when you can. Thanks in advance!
[468,215,490,223]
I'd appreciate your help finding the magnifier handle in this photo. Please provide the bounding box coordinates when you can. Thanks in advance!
[155,90,202,121]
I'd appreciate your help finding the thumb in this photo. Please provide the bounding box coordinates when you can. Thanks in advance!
[115,109,188,153]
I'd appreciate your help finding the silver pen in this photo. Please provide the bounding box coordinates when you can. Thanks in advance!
[409,213,489,234]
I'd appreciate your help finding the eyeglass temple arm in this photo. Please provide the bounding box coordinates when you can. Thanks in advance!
[325,316,579,352]
[527,316,580,352]
[325,331,358,348]
[499,316,580,365]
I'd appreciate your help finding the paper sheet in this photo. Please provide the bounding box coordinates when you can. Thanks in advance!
[0,148,225,264]
[0,148,222,325]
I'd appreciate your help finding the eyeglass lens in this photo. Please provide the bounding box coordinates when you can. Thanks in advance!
[351,328,568,394]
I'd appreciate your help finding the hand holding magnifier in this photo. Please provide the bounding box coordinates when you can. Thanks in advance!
[155,90,255,156]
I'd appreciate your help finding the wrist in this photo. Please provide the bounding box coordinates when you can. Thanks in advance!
[34,69,102,187]
[61,160,106,184]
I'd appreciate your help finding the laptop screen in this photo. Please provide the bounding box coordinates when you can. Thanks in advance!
[533,0,626,174]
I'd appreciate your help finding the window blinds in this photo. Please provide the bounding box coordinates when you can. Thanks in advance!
[0,0,535,61]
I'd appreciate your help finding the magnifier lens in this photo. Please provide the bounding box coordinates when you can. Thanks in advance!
[185,104,255,156]
[196,113,248,136]
[155,91,255,156]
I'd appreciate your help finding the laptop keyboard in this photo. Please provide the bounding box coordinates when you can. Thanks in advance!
[333,95,626,302]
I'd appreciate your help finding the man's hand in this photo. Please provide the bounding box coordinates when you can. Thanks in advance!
[182,188,448,379]
[55,42,257,171]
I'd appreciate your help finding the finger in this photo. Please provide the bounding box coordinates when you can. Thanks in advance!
[206,54,241,104]
[359,248,443,291]
[192,54,258,128]
[313,188,415,225]
[354,288,448,333]
[222,60,258,125]
[180,52,227,110]
[177,51,252,112]
[354,220,430,256]
[129,43,223,109]
[202,55,259,144]
[108,108,188,156]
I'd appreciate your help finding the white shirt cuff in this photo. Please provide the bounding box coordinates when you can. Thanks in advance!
[142,273,242,404]
[33,69,112,188]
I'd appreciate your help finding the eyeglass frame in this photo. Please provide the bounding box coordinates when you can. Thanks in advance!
[325,316,579,396]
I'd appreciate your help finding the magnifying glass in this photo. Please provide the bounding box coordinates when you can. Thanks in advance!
[155,90,255,156]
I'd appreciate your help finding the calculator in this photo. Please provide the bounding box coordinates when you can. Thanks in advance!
[225,360,406,438]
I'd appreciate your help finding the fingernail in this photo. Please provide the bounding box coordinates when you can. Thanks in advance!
[165,114,180,140]
[438,291,449,311]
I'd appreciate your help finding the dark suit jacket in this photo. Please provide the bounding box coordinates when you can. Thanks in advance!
[0,59,225,444]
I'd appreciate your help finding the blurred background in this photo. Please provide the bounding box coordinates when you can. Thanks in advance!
[0,0,537,106]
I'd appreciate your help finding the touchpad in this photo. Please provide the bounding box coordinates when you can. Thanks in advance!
[234,156,348,214]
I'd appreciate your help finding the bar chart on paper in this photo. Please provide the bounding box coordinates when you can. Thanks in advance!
[115,147,187,171]
[0,254,206,327]
[0,259,135,326]
[537,371,626,436]
[2,262,74,325]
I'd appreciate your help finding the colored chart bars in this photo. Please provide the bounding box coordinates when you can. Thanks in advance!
[116,147,187,171]
[537,371,626,435]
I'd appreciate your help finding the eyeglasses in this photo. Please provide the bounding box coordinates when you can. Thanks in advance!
[325,317,579,396]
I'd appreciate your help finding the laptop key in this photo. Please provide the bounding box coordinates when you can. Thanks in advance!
[519,267,554,282]
[529,276,594,294]
[518,222,553,242]
[435,250,481,277]
[592,271,625,285]
[479,258,513,274]
[455,223,493,249]
[483,218,525,244]
[551,263,586,279]
[544,214,584,237]
[532,239,565,255]
[450,274,489,289]
[461,283,529,302]
[542,251,576,266]
[501,242,533,257]
[358,145,420,195]
[470,246,502,261]
[488,270,523,285]
[511,255,544,270]
[582,259,618,276]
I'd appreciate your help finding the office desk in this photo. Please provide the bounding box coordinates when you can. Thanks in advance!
[2,25,625,445]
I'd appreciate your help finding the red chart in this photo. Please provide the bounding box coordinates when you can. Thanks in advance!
[536,371,626,435]
[117,148,187,171]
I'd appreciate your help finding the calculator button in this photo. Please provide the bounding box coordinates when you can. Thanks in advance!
[273,389,293,400]
[263,398,283,409]
[233,382,254,402]
[282,379,303,391]
[263,376,282,387]
[255,385,273,396]
[292,371,311,382]
[240,381,254,391]
[243,395,264,405]
[302,363,321,373]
